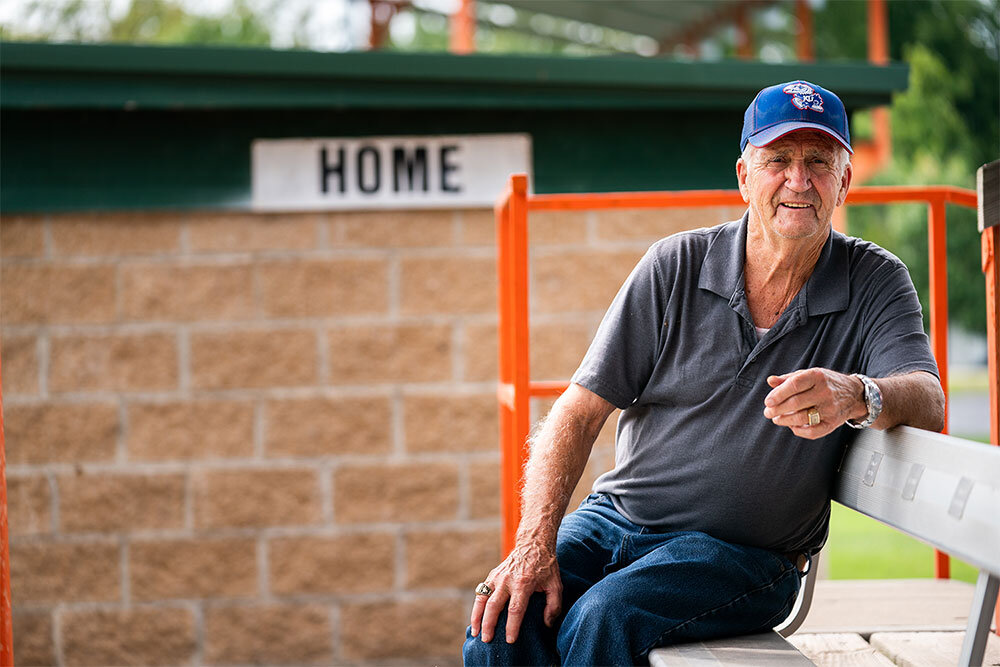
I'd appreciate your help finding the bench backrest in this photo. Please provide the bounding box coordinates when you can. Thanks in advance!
[776,426,1000,666]
[834,425,1000,575]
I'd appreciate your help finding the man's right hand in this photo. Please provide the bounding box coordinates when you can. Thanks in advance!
[470,541,563,644]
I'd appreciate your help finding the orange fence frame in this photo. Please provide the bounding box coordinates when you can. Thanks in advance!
[495,175,985,581]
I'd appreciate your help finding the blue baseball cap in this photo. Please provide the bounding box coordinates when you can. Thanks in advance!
[741,80,852,154]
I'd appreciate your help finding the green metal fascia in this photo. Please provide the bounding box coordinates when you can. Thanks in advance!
[0,41,908,110]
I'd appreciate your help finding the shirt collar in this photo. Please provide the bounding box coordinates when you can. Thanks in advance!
[698,213,748,302]
[698,211,849,316]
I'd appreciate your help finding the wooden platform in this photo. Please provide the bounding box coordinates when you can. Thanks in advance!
[797,579,994,635]
[788,632,1000,666]
[789,579,1000,666]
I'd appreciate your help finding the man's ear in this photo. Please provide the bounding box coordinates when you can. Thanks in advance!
[736,158,750,203]
[836,161,853,207]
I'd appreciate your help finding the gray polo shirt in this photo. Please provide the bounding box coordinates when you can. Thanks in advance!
[571,215,939,554]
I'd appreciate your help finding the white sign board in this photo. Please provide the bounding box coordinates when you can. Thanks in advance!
[252,133,532,211]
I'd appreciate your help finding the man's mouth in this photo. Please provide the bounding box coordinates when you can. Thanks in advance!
[780,202,813,209]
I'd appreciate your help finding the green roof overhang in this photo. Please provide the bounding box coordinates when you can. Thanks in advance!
[1,41,908,110]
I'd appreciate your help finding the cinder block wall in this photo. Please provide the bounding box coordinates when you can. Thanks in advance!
[0,204,741,665]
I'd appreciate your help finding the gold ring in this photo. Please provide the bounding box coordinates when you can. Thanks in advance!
[807,407,821,427]
[475,582,492,596]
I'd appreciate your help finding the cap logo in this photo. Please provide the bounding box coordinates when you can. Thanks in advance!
[782,82,824,113]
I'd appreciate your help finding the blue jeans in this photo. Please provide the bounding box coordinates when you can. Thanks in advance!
[463,493,801,666]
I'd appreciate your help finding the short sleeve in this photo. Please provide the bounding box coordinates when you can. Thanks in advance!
[571,243,669,409]
[858,265,939,379]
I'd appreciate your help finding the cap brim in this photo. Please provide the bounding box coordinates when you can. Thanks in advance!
[748,122,853,154]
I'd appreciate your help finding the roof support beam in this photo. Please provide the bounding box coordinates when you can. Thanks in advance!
[661,1,777,58]
[450,0,476,54]
[867,0,888,64]
[796,0,814,62]
[736,3,753,60]
[368,0,409,50]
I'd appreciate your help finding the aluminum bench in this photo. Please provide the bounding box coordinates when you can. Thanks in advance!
[650,425,1000,666]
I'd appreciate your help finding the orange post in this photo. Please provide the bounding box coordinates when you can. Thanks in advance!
[495,190,515,554]
[496,174,531,554]
[986,226,1000,448]
[978,161,1000,631]
[986,228,1000,632]
[928,197,951,578]
[0,350,11,667]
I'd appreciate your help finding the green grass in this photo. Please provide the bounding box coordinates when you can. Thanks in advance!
[826,503,978,583]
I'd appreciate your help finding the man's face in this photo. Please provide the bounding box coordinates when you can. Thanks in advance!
[736,131,852,241]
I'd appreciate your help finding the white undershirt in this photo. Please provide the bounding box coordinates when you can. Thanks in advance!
[755,326,770,340]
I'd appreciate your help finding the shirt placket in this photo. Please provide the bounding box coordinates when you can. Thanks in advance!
[730,290,809,388]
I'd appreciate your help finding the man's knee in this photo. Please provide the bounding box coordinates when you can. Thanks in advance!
[463,623,511,667]
[463,594,556,666]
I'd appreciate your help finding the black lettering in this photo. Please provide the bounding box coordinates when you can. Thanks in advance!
[356,146,381,194]
[392,146,429,192]
[440,145,461,193]
[320,146,346,194]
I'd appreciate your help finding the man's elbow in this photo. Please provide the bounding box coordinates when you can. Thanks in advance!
[925,378,946,432]
[887,373,945,432]
[926,403,946,433]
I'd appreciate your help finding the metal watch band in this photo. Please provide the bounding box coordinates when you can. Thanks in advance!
[846,373,883,429]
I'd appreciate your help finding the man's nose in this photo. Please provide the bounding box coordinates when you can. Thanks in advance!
[784,160,812,191]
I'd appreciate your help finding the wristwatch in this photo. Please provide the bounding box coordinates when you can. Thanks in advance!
[846,374,883,429]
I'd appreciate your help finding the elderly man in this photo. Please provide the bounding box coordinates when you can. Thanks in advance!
[463,80,945,666]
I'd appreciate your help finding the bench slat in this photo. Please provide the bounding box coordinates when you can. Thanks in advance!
[649,631,814,666]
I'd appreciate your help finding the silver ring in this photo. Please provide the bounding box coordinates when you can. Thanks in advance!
[475,582,492,596]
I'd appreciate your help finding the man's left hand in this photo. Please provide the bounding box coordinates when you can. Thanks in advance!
[763,368,866,439]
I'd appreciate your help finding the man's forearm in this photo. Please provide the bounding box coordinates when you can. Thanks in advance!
[515,383,616,550]
[870,370,945,432]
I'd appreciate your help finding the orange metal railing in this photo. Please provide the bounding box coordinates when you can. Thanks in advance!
[495,174,984,583]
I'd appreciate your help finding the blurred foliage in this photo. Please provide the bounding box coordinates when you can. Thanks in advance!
[110,0,271,46]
